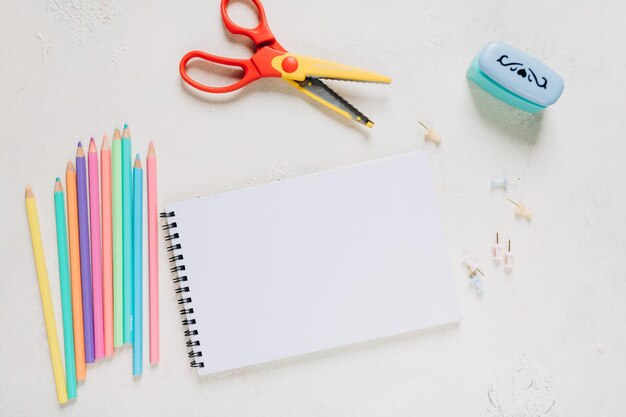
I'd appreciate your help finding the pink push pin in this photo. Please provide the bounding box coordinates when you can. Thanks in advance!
[503,240,513,271]
[463,258,485,277]
[491,232,502,263]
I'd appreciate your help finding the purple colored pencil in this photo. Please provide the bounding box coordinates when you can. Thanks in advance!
[76,142,95,363]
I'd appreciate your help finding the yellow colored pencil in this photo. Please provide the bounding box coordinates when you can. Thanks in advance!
[25,186,68,404]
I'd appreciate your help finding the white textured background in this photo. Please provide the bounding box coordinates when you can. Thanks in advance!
[1,0,625,416]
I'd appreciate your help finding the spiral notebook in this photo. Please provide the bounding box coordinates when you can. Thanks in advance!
[162,151,459,375]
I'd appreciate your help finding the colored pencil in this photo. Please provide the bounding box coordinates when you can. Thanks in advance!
[101,135,114,356]
[25,186,68,404]
[53,180,77,399]
[76,142,95,362]
[122,124,133,344]
[112,129,123,347]
[88,138,104,360]
[66,162,86,380]
[147,142,159,363]
[133,155,143,375]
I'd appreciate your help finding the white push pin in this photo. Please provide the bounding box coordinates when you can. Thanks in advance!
[504,240,513,271]
[418,121,441,144]
[491,175,519,190]
[492,232,502,262]
[507,198,533,221]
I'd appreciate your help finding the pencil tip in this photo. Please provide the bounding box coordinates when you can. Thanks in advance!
[88,138,97,152]
[134,154,142,168]
[77,141,82,147]
[66,161,75,173]
[123,123,128,129]
[76,143,85,157]
[113,128,121,141]
[148,141,155,157]
[122,125,131,140]
[102,135,110,149]
[54,179,63,192]
[25,186,34,198]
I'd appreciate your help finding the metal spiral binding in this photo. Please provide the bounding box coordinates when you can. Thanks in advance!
[161,210,205,369]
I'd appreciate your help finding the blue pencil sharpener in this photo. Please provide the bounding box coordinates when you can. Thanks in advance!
[467,41,564,113]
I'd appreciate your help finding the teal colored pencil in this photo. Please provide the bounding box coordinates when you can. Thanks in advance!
[122,124,133,344]
[112,129,123,347]
[53,179,77,399]
[132,155,143,375]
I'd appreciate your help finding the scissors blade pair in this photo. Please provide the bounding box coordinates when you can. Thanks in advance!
[286,77,373,127]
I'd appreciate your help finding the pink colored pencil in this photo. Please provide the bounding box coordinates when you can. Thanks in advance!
[147,141,159,363]
[88,138,104,359]
[101,135,114,357]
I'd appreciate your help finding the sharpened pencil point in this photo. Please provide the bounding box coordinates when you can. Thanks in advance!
[89,138,97,153]
[148,141,155,157]
[123,123,128,130]
[55,178,63,192]
[101,135,110,149]
[77,141,82,147]
[122,125,131,140]
[134,155,142,168]
[76,143,85,157]
[66,161,75,173]
[113,129,121,141]
[25,186,34,198]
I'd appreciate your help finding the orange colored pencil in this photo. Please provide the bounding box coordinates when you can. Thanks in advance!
[66,162,86,380]
[101,135,114,356]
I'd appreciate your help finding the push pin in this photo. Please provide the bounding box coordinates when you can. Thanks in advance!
[463,258,485,277]
[491,232,502,262]
[504,240,513,271]
[491,175,520,190]
[466,266,484,294]
[507,198,533,220]
[418,121,441,144]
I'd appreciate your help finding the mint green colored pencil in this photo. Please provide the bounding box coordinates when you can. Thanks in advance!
[54,179,76,399]
[112,129,124,347]
[122,124,133,344]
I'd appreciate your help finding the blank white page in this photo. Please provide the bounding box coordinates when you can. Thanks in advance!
[166,151,459,375]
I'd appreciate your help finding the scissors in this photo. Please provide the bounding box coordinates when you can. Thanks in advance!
[180,0,391,127]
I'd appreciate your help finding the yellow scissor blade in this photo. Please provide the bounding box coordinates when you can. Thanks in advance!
[285,78,374,127]
[272,54,391,84]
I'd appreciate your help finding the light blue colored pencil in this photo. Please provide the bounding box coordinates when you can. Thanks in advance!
[53,179,77,399]
[122,124,133,344]
[132,155,143,375]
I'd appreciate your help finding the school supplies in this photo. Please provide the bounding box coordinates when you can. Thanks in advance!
[88,139,105,359]
[162,151,459,374]
[418,121,441,144]
[507,198,533,220]
[504,240,513,271]
[147,142,159,363]
[101,136,114,356]
[491,233,502,263]
[491,175,519,190]
[66,162,86,380]
[76,142,95,363]
[467,41,564,113]
[122,126,132,344]
[112,129,123,347]
[53,180,77,399]
[132,155,143,375]
[26,186,68,404]
[179,0,391,127]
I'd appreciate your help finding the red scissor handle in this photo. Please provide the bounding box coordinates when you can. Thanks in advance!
[179,50,262,93]
[220,0,282,49]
